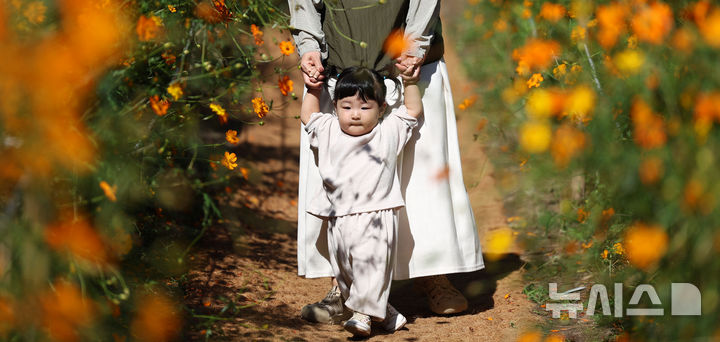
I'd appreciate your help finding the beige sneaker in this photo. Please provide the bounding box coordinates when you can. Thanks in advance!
[415,275,468,314]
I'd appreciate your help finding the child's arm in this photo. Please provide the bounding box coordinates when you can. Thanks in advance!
[400,67,423,118]
[300,87,323,124]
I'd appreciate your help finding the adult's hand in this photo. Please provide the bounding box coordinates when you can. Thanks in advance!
[300,51,325,89]
[394,53,424,78]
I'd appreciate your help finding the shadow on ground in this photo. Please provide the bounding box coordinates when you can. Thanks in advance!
[390,253,525,321]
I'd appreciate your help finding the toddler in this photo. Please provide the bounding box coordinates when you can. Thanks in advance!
[299,65,422,337]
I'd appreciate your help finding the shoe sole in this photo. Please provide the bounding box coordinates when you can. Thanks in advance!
[343,322,371,337]
[432,303,468,315]
[300,305,333,324]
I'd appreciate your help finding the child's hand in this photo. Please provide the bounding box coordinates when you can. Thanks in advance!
[398,63,421,86]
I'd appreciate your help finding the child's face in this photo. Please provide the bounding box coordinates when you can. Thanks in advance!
[335,93,386,136]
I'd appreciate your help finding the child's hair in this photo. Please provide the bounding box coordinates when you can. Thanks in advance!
[333,66,399,106]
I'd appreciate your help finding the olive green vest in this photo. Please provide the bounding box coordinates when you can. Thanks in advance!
[322,0,444,74]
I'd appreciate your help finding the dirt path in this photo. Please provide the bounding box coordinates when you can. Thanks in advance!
[182,10,543,341]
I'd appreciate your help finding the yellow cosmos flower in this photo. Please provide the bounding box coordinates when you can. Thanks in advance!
[614,49,645,75]
[526,73,544,88]
[520,121,552,153]
[526,89,553,119]
[167,83,183,101]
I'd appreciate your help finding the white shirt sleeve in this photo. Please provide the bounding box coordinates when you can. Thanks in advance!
[405,0,440,58]
[383,106,418,155]
[288,0,327,59]
[304,112,334,149]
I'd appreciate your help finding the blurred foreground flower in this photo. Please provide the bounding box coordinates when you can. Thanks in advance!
[45,218,109,266]
[99,181,117,202]
[41,282,95,342]
[484,227,515,261]
[631,98,666,149]
[624,223,668,270]
[383,29,411,59]
[512,39,562,75]
[596,2,629,49]
[630,2,673,45]
[131,292,180,342]
[539,3,566,22]
[520,121,552,153]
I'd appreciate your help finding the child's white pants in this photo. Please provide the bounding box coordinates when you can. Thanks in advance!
[327,209,397,319]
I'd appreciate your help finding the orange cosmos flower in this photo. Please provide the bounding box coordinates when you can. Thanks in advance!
[624,223,668,270]
[577,207,589,223]
[136,15,163,41]
[212,0,233,22]
[596,3,629,49]
[383,29,411,59]
[99,181,117,202]
[639,157,663,185]
[131,293,181,342]
[551,124,586,168]
[239,167,249,180]
[458,95,478,110]
[45,218,109,265]
[161,51,176,65]
[250,24,263,46]
[694,92,720,123]
[699,9,720,48]
[631,98,666,149]
[671,27,695,53]
[601,249,609,259]
[252,97,269,118]
[194,1,223,23]
[512,39,562,75]
[601,207,615,224]
[278,75,293,96]
[225,129,240,145]
[631,2,674,45]
[41,282,96,342]
[149,95,170,116]
[221,151,238,170]
[539,3,566,22]
[279,41,295,56]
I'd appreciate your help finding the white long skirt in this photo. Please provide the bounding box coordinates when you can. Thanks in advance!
[297,59,484,280]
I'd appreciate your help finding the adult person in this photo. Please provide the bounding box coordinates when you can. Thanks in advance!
[289,0,484,322]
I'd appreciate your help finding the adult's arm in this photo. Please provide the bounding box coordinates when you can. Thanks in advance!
[288,0,326,88]
[289,0,326,59]
[397,0,440,72]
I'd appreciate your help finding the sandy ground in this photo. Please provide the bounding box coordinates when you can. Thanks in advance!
[182,9,544,341]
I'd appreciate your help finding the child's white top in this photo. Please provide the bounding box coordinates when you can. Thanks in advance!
[305,106,418,217]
